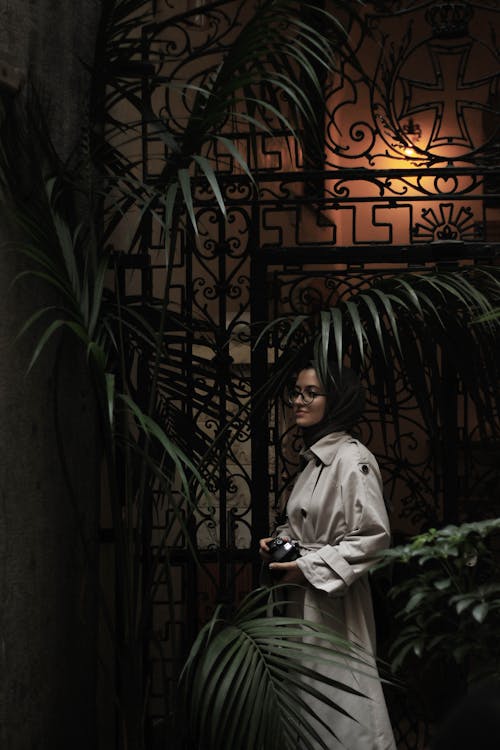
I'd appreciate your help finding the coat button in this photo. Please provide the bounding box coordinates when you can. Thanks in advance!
[315,458,321,467]
[301,508,307,518]
[360,464,369,474]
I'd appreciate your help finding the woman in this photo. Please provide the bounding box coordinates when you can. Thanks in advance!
[259,361,396,750]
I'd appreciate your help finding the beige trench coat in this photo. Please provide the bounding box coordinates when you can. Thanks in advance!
[275,431,396,750]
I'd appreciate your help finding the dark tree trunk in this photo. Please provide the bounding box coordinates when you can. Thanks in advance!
[0,2,102,748]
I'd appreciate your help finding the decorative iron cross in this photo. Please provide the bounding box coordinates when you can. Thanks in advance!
[399,42,497,152]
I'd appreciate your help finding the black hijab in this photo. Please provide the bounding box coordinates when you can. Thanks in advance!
[300,362,365,448]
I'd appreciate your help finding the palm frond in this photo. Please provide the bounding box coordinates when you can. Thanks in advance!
[96,0,359,250]
[179,586,380,750]
[263,267,500,441]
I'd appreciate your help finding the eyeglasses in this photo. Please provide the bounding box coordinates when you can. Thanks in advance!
[287,387,328,406]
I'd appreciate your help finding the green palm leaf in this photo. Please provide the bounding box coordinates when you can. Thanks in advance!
[98,0,357,247]
[265,267,500,441]
[179,586,380,750]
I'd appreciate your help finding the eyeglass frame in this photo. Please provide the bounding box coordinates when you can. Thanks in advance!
[286,387,328,406]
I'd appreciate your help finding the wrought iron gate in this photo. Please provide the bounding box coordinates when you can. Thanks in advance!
[106,1,500,746]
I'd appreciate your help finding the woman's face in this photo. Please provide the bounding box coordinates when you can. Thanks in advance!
[292,368,327,428]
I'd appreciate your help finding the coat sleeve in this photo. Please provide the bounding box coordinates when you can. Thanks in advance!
[274,519,292,539]
[296,452,391,596]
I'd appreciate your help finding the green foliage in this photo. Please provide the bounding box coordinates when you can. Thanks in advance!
[0,97,212,747]
[97,0,355,255]
[375,518,500,683]
[179,586,377,750]
[261,268,500,444]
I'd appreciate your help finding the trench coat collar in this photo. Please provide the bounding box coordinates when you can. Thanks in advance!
[300,431,349,467]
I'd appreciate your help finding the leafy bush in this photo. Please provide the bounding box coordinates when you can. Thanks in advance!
[376,518,500,685]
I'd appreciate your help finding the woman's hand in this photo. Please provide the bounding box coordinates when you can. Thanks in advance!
[258,537,275,561]
[269,560,306,585]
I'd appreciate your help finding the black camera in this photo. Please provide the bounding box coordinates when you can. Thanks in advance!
[267,537,300,563]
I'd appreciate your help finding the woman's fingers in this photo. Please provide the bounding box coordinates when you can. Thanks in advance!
[259,536,273,551]
[259,536,273,559]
